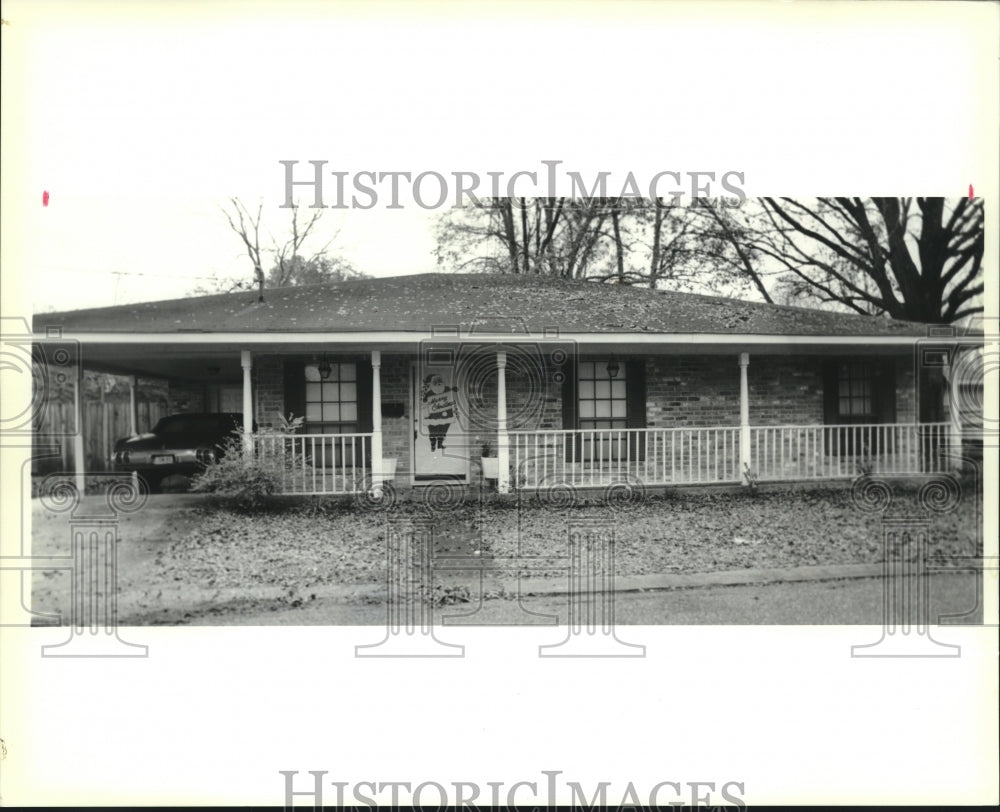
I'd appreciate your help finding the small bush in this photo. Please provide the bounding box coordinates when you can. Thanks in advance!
[190,432,302,512]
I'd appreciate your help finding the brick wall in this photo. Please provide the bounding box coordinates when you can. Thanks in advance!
[645,356,741,427]
[252,355,284,428]
[748,356,825,426]
[643,353,916,428]
[462,352,565,434]
[379,354,411,473]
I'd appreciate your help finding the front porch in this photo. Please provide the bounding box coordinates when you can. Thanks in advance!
[245,344,965,496]
[30,274,983,500]
[33,335,974,498]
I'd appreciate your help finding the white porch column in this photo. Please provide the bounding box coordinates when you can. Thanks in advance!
[497,350,510,494]
[946,348,963,471]
[371,350,384,486]
[128,374,139,489]
[240,351,253,452]
[128,375,138,435]
[72,363,85,494]
[739,352,751,484]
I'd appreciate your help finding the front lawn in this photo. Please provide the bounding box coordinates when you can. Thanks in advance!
[482,486,981,577]
[155,484,982,592]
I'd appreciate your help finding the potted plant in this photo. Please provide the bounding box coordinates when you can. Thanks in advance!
[480,440,498,481]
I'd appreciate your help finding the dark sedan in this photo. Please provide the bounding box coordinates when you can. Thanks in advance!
[112,413,246,492]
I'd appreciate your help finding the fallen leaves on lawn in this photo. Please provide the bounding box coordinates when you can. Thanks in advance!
[151,486,982,592]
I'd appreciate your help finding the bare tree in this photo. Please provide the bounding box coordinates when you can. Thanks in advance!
[193,198,364,297]
[686,199,775,302]
[435,198,751,292]
[435,196,983,324]
[434,198,615,279]
[753,197,984,322]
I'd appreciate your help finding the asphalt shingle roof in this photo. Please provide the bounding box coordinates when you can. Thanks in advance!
[33,273,937,337]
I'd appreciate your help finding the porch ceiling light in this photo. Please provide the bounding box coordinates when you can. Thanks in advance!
[318,358,332,380]
[607,357,620,378]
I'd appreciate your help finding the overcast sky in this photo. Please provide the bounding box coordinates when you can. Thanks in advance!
[3,1,996,317]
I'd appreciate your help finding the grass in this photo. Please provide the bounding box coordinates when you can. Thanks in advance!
[153,484,982,593]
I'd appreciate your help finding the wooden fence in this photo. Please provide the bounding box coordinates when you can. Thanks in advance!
[32,398,169,475]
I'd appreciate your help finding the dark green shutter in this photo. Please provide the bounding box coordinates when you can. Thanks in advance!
[356,358,374,468]
[870,358,896,458]
[561,357,579,463]
[283,359,305,424]
[822,359,840,455]
[356,359,373,433]
[822,359,839,425]
[918,353,946,423]
[874,359,896,424]
[625,358,647,461]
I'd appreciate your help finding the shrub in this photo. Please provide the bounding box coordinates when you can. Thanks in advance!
[190,431,301,512]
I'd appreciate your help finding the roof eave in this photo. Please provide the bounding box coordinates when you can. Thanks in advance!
[30,329,960,346]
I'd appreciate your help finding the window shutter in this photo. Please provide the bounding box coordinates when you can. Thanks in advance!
[822,359,840,455]
[283,359,305,423]
[355,358,374,470]
[625,359,647,428]
[625,358,647,461]
[822,359,839,425]
[561,357,578,463]
[356,359,373,433]
[874,359,896,424]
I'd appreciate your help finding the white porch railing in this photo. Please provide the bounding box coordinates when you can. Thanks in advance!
[252,423,953,494]
[254,432,373,495]
[751,422,951,481]
[511,427,742,488]
[510,423,953,489]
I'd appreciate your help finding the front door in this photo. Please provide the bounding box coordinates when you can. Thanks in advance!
[411,363,469,482]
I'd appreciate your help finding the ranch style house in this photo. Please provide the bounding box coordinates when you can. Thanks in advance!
[30,273,982,496]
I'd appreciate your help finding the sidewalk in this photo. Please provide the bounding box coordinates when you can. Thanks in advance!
[112,560,896,613]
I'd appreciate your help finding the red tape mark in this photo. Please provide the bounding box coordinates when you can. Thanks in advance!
[42,190,50,207]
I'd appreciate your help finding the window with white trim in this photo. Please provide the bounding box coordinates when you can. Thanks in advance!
[304,363,358,434]
[837,362,874,418]
[578,359,628,430]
